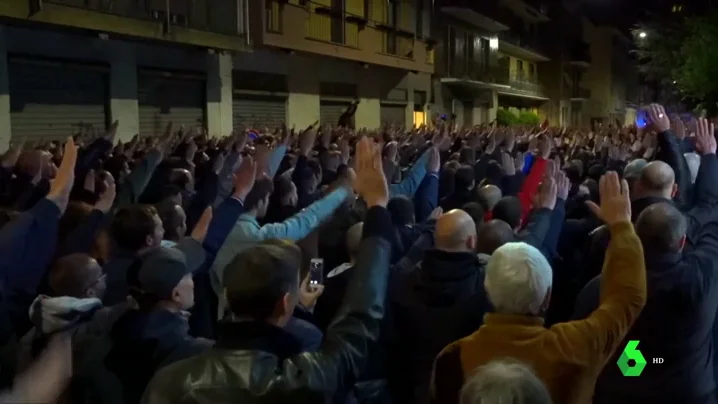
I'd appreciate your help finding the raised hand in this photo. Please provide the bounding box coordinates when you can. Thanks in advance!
[354,137,389,208]
[585,171,631,225]
[533,175,557,210]
[47,137,78,214]
[538,135,552,159]
[299,127,318,157]
[232,155,257,201]
[514,151,525,172]
[95,178,117,214]
[648,104,670,133]
[427,147,440,174]
[555,170,570,201]
[190,207,213,242]
[299,275,324,310]
[501,152,516,176]
[694,117,716,155]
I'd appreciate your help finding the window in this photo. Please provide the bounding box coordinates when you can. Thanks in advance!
[517,60,524,78]
[413,110,426,127]
[529,63,535,79]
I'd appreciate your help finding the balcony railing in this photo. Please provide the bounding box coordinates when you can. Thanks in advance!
[498,30,546,57]
[44,0,247,36]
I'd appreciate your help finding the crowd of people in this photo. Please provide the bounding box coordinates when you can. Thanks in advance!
[0,102,716,404]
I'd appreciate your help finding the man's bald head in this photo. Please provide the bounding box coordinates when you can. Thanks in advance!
[346,222,363,258]
[635,161,676,200]
[435,209,477,253]
[477,219,515,255]
[477,185,502,212]
[636,202,687,253]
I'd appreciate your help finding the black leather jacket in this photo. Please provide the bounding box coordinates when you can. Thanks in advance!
[141,207,394,404]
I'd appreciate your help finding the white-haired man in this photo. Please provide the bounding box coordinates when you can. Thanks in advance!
[431,171,647,404]
[459,359,551,404]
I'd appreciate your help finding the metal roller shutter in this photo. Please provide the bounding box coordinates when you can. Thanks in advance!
[9,60,108,143]
[232,94,287,129]
[320,100,351,127]
[138,71,205,137]
[380,103,407,127]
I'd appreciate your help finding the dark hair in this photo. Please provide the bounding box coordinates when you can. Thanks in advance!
[387,196,415,226]
[112,205,158,251]
[455,165,475,190]
[156,201,185,241]
[459,147,476,165]
[462,202,485,228]
[244,177,275,211]
[224,241,302,321]
[492,196,523,229]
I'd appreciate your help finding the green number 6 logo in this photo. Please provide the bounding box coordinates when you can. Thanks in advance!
[617,340,647,377]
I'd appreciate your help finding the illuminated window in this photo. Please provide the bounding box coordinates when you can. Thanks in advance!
[413,110,426,127]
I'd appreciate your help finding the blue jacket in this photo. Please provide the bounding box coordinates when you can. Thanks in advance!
[211,187,350,311]
[0,198,61,342]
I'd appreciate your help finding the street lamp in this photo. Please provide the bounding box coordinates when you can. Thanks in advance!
[639,32,647,38]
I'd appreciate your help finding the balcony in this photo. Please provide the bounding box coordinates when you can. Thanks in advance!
[260,0,434,74]
[571,86,591,100]
[440,0,509,32]
[492,65,547,100]
[497,31,549,62]
[1,0,249,51]
[503,0,550,23]
[569,40,592,67]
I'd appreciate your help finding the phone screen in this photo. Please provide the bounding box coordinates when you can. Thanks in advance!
[309,258,324,286]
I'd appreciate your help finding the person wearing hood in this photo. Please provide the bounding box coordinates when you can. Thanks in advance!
[387,209,490,404]
[16,253,129,404]
[105,236,211,404]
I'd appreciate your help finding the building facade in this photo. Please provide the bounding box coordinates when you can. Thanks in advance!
[0,0,434,149]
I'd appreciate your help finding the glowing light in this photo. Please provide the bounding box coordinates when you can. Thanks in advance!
[639,32,647,38]
[489,37,499,50]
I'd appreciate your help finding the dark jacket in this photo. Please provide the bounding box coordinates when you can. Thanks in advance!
[141,206,393,404]
[573,155,718,403]
[387,249,490,404]
[106,308,213,404]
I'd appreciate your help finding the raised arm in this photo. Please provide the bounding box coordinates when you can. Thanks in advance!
[551,172,647,365]
[286,136,392,391]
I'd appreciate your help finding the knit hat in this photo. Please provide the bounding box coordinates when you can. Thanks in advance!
[129,238,206,300]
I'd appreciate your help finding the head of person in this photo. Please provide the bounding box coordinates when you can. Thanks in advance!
[346,222,363,262]
[169,168,194,193]
[462,202,485,234]
[476,219,515,255]
[460,359,551,404]
[387,196,415,226]
[587,164,605,182]
[477,185,502,213]
[127,243,205,312]
[156,201,187,242]
[112,205,164,253]
[684,152,700,184]
[623,158,648,194]
[492,196,523,231]
[636,202,687,255]
[485,242,552,316]
[223,240,303,327]
[455,165,475,191]
[633,160,677,201]
[244,177,275,218]
[435,209,478,253]
[307,159,323,192]
[49,254,106,300]
[273,175,298,208]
